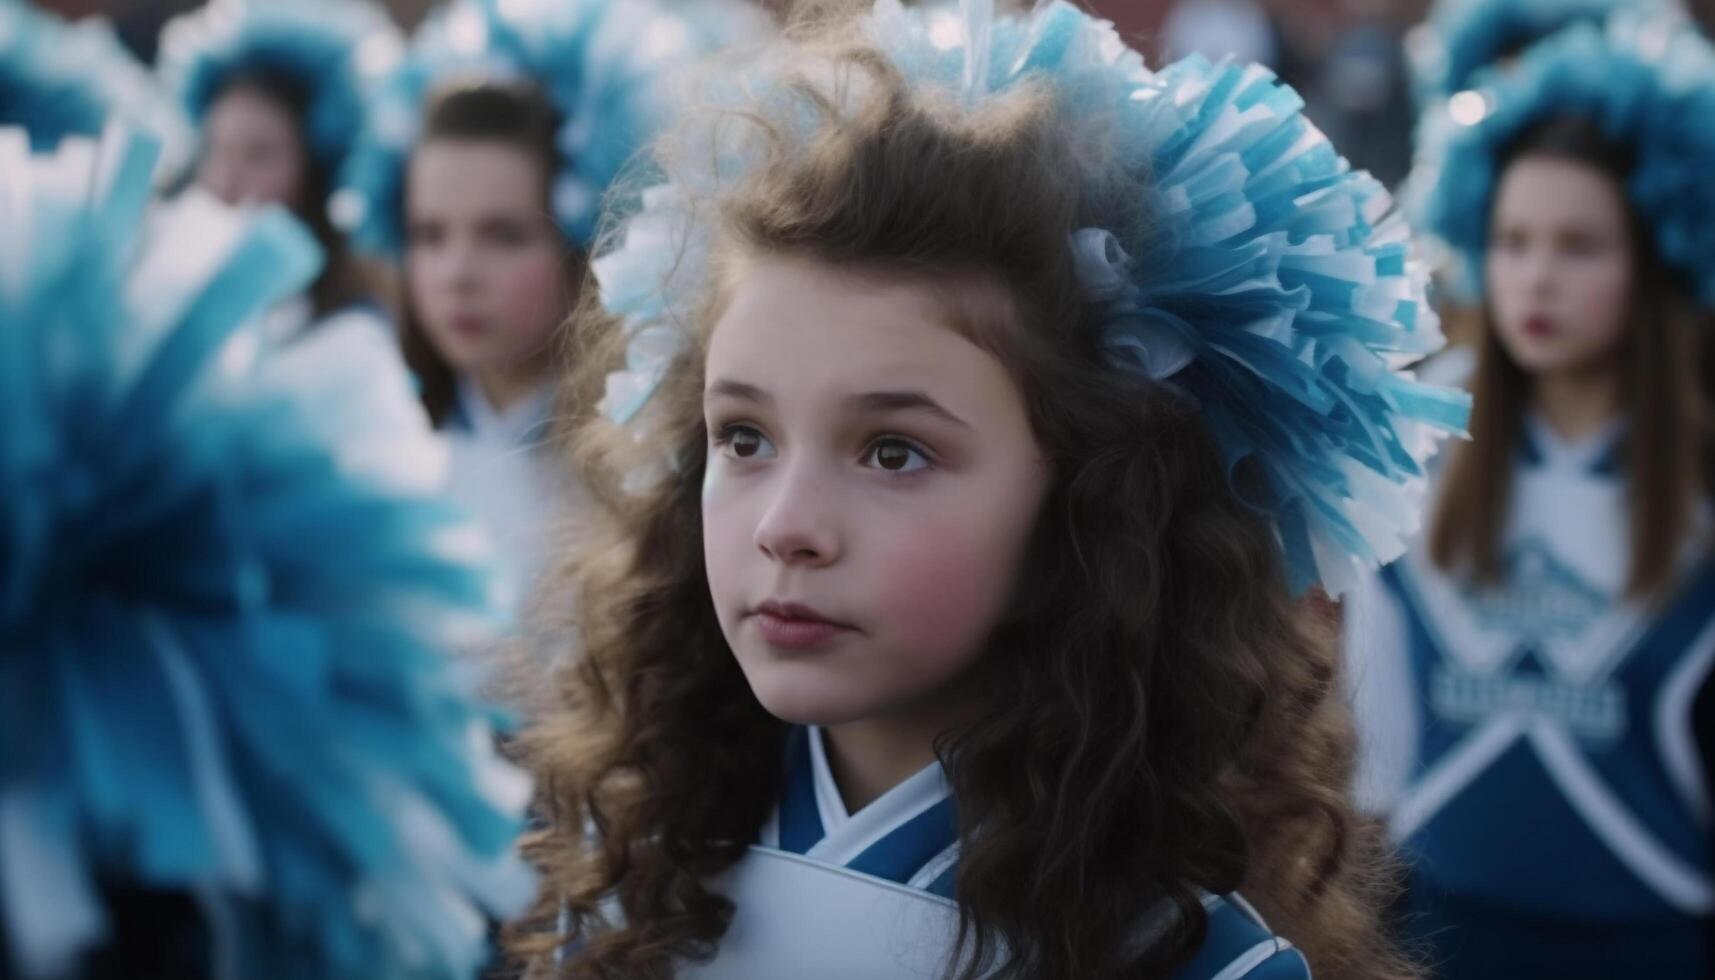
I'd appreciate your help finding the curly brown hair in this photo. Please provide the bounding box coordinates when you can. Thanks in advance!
[511,7,1416,979]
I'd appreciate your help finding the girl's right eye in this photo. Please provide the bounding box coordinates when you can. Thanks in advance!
[714,424,776,461]
[1493,228,1527,252]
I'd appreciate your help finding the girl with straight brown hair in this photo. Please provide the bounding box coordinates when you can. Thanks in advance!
[1347,13,1715,978]
[337,0,767,617]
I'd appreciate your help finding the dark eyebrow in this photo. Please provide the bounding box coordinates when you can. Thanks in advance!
[847,390,971,429]
[705,378,772,404]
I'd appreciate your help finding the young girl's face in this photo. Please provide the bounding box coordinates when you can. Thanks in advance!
[405,140,565,382]
[701,257,1050,727]
[197,85,306,209]
[1485,155,1635,379]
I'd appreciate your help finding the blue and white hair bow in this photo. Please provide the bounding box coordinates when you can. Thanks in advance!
[1406,0,1685,108]
[594,0,1470,596]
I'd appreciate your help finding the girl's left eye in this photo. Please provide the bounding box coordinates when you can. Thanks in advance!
[862,437,931,473]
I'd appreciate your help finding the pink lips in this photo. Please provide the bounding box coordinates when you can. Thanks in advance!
[448,313,488,339]
[1522,314,1559,339]
[748,600,855,651]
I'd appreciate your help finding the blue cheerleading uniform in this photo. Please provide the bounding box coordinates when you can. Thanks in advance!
[1349,418,1715,978]
[674,726,1310,980]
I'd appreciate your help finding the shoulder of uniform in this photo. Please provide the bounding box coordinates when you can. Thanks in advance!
[1166,894,1311,980]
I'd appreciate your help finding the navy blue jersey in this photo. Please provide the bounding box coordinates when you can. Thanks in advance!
[747,726,1310,980]
[1348,418,1715,976]
[570,726,1311,978]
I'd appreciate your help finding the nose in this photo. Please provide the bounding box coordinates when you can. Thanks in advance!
[1522,247,1559,299]
[752,460,841,568]
[436,235,483,294]
[199,154,242,207]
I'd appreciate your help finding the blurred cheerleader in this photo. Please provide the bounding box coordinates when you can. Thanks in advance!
[1349,12,1715,977]
[1402,0,1692,359]
[158,0,402,348]
[338,0,771,619]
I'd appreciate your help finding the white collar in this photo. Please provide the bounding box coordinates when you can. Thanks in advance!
[1523,412,1625,474]
[800,726,954,867]
[453,375,554,446]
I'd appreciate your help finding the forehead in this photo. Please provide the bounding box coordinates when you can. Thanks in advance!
[204,86,298,143]
[1492,155,1629,230]
[705,256,1019,404]
[406,139,547,218]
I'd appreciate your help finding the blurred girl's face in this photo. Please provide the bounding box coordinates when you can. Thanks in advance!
[404,139,565,385]
[197,85,307,209]
[1485,155,1635,379]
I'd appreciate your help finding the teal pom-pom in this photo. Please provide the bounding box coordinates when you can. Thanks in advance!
[0,0,192,178]
[1408,15,1715,308]
[0,126,534,979]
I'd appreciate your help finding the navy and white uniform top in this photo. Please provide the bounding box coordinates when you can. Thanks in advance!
[676,726,1310,979]
[1348,414,1715,925]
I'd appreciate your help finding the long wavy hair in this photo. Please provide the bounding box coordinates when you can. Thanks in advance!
[511,8,1414,979]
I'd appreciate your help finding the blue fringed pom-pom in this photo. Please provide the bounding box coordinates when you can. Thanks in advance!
[595,0,1470,596]
[0,0,193,178]
[1405,0,1681,107]
[0,126,534,979]
[333,0,771,258]
[1408,15,1715,309]
[157,0,403,173]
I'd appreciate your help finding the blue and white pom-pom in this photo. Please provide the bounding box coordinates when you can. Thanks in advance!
[1405,0,1684,107]
[0,126,534,979]
[595,0,1470,596]
[334,0,772,257]
[1408,15,1715,308]
[158,0,403,174]
[0,0,193,179]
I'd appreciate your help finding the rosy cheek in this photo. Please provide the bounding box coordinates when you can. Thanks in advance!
[405,257,448,335]
[867,518,1011,657]
[701,470,751,613]
[496,254,562,340]
[1559,269,1624,349]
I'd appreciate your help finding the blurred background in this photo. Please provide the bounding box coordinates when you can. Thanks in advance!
[42,0,1715,191]
[7,2,1715,978]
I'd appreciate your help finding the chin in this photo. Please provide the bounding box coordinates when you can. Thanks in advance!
[424,341,481,375]
[1518,349,1607,379]
[743,669,874,728]
[751,689,862,728]
[1498,337,1568,374]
